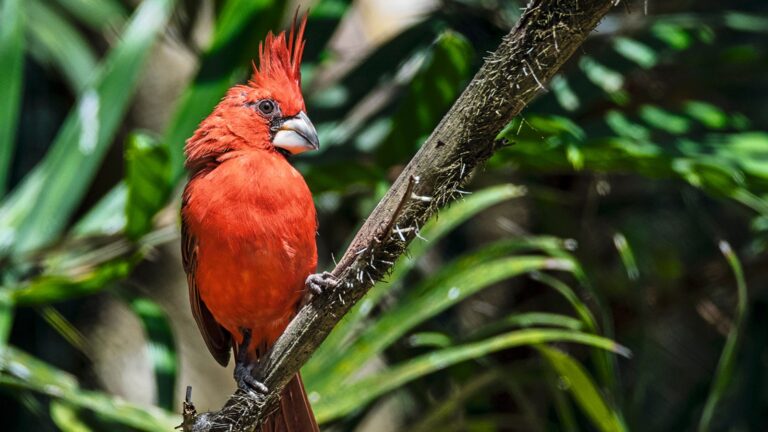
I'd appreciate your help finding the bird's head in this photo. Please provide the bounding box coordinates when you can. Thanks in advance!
[185,15,318,170]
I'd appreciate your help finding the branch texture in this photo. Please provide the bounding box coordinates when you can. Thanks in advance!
[183,1,617,430]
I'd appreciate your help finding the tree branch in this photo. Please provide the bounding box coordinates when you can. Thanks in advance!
[182,1,617,430]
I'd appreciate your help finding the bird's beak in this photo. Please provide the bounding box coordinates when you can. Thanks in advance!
[273,111,319,154]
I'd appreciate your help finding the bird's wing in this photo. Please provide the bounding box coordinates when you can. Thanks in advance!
[181,207,232,367]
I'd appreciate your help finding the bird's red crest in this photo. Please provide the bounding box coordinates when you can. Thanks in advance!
[249,14,307,89]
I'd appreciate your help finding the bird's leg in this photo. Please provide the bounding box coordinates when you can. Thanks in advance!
[233,328,268,394]
[305,271,338,295]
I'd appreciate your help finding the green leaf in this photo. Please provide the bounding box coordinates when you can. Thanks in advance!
[613,233,639,281]
[125,132,172,240]
[546,364,579,432]
[39,306,88,354]
[604,111,651,141]
[683,101,729,129]
[11,258,136,306]
[613,37,657,69]
[469,312,585,341]
[651,22,692,50]
[538,346,626,432]
[530,272,598,333]
[0,0,176,256]
[71,183,128,237]
[531,270,617,398]
[550,74,580,111]
[493,114,768,216]
[407,332,453,349]
[639,105,690,135]
[0,346,180,431]
[724,12,768,33]
[0,0,24,196]
[52,0,127,30]
[313,329,630,423]
[566,142,584,170]
[579,56,626,100]
[499,115,586,143]
[50,401,94,432]
[124,295,178,411]
[25,0,98,93]
[698,241,748,432]
[0,290,14,350]
[9,226,175,306]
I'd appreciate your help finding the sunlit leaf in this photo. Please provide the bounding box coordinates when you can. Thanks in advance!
[724,11,768,33]
[698,241,748,431]
[652,22,692,50]
[538,346,626,432]
[11,258,136,306]
[550,74,580,111]
[529,272,599,333]
[71,183,128,237]
[683,101,729,130]
[39,306,88,354]
[579,56,626,101]
[613,233,639,281]
[0,0,24,196]
[407,332,453,349]
[469,312,584,341]
[0,290,14,350]
[639,105,690,135]
[125,132,172,240]
[613,37,657,69]
[50,401,94,432]
[123,295,177,411]
[604,111,651,141]
[25,0,98,93]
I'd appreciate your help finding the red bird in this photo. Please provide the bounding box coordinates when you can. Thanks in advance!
[181,16,330,431]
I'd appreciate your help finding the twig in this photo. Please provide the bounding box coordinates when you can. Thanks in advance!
[374,175,417,244]
[179,386,196,430]
[182,1,618,430]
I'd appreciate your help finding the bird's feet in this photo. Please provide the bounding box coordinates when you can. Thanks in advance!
[234,361,268,394]
[234,328,268,395]
[305,271,338,295]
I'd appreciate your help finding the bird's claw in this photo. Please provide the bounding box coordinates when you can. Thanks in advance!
[305,271,337,295]
[234,362,268,395]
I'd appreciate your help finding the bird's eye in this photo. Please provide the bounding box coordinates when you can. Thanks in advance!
[258,100,275,115]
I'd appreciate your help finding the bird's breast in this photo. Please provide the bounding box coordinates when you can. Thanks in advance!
[184,152,317,342]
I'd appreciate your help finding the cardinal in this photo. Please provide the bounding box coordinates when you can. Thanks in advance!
[181,16,331,431]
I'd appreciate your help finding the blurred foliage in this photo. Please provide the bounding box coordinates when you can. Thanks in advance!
[0,0,767,431]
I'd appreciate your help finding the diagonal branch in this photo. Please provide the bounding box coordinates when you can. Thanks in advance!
[182,1,618,430]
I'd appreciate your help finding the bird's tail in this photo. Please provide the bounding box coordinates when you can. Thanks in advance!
[260,373,319,432]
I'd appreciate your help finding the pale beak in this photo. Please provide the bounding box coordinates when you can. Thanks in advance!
[273,111,320,154]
